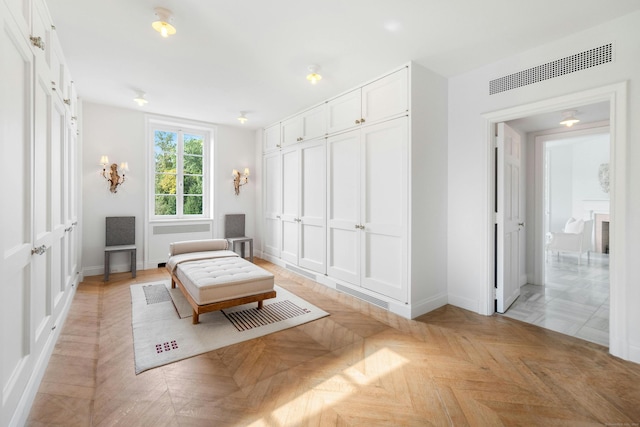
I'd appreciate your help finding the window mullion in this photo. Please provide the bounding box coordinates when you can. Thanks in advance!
[177,130,184,217]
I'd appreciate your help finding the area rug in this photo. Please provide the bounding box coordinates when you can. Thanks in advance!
[130,281,329,374]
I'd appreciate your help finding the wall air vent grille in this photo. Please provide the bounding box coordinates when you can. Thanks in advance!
[489,43,612,95]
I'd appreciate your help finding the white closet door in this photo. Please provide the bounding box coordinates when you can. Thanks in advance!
[326,89,361,135]
[361,67,408,125]
[280,147,299,264]
[298,140,326,273]
[281,116,302,147]
[1,11,35,422]
[32,54,55,353]
[49,96,66,318]
[326,130,361,285]
[360,118,408,301]
[263,152,282,257]
[301,104,326,141]
[65,123,79,288]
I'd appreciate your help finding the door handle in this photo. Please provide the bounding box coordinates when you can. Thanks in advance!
[31,245,46,255]
[518,222,525,227]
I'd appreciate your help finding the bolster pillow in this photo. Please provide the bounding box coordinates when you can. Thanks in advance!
[169,239,229,256]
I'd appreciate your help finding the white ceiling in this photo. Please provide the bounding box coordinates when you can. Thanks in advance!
[47,0,640,129]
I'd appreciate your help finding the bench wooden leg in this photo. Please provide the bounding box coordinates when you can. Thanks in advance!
[192,310,199,325]
[258,300,263,309]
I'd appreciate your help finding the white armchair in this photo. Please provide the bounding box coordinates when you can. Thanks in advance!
[546,218,593,265]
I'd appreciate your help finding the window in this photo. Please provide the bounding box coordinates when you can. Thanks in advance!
[148,118,213,219]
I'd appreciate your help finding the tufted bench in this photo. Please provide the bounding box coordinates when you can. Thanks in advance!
[166,239,275,324]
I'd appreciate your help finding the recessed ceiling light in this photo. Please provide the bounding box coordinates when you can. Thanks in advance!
[237,112,248,124]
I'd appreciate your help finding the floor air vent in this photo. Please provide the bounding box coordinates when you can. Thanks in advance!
[336,284,389,310]
[489,43,612,95]
[285,264,316,279]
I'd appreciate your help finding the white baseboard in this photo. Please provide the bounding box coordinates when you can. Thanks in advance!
[83,261,144,278]
[447,293,480,314]
[409,292,448,318]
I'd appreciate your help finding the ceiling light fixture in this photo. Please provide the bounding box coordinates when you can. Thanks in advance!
[559,110,580,127]
[133,92,148,106]
[237,111,248,124]
[152,7,176,38]
[306,64,322,85]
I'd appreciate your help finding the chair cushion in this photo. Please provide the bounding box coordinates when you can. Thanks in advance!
[564,218,584,234]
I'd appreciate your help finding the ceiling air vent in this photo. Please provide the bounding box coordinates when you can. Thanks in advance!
[489,43,612,95]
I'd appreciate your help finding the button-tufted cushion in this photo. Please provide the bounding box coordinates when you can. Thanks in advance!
[175,256,274,305]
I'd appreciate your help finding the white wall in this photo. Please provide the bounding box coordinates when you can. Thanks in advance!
[447,11,640,362]
[548,144,574,231]
[81,102,257,276]
[547,133,610,231]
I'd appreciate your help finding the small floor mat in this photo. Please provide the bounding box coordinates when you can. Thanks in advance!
[143,284,171,305]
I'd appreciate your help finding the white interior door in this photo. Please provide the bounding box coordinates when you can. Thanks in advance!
[496,122,522,313]
[326,130,360,285]
[298,140,326,273]
[280,147,299,264]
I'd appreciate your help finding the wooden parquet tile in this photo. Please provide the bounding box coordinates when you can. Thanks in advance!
[26,260,640,426]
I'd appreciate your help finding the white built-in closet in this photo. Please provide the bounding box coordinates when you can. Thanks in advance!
[261,62,449,319]
[1,0,80,424]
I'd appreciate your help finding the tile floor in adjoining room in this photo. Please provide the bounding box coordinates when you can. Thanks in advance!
[503,251,610,347]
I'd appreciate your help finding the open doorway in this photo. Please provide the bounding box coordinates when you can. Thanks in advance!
[502,118,610,346]
[483,82,628,358]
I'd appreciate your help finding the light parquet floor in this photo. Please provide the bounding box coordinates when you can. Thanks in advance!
[27,259,640,426]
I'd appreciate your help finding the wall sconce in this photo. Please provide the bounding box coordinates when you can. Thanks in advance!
[233,168,249,195]
[101,156,128,193]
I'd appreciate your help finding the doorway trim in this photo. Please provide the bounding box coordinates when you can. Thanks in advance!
[482,82,628,359]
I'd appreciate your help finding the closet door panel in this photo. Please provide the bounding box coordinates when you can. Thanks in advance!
[281,116,302,147]
[360,118,408,301]
[280,148,299,264]
[1,11,34,422]
[326,130,360,284]
[263,152,281,257]
[301,104,325,141]
[263,123,281,152]
[299,141,325,273]
[326,89,361,135]
[361,68,408,125]
[32,56,54,350]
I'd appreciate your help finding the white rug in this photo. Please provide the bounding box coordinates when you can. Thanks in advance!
[130,281,329,374]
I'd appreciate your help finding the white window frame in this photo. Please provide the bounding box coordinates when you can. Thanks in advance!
[146,115,215,221]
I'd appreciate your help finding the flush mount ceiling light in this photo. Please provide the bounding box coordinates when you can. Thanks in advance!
[133,92,148,106]
[152,7,176,38]
[237,111,248,124]
[306,64,322,85]
[559,110,580,127]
